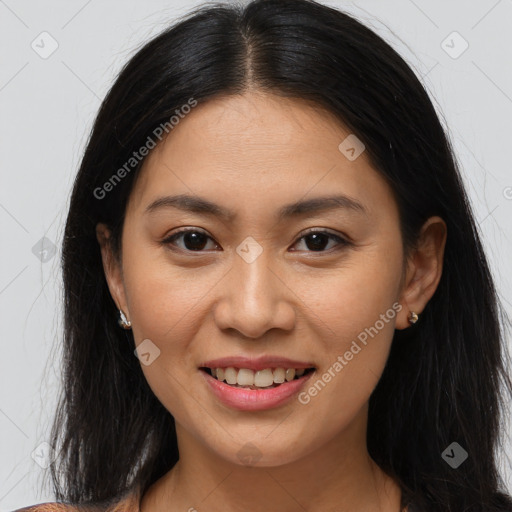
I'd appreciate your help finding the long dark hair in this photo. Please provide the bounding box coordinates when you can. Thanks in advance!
[49,0,512,510]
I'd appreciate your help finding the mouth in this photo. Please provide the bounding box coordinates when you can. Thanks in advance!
[199,366,316,390]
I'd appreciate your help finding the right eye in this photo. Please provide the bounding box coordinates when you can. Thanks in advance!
[161,228,220,252]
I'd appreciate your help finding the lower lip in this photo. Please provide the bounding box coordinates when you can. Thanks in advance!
[200,369,314,411]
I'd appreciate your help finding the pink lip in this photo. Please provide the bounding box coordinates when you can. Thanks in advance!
[200,355,314,372]
[200,369,315,411]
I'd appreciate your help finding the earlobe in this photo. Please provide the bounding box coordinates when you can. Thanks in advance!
[95,223,129,321]
[395,216,447,330]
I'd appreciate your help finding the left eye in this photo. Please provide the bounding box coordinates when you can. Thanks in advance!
[292,230,350,252]
[162,229,350,253]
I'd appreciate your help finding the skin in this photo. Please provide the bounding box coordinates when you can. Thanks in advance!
[97,91,447,512]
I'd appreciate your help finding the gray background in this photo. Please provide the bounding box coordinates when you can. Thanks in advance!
[1,0,511,509]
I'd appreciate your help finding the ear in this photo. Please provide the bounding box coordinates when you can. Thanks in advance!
[395,216,447,330]
[96,223,130,321]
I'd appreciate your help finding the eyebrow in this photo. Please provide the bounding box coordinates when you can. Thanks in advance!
[144,193,367,221]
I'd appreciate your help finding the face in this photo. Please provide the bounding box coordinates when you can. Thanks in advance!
[98,91,436,468]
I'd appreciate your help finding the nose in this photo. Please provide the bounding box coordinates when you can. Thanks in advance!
[213,247,296,339]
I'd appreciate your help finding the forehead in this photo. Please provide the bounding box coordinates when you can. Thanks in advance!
[161,92,355,163]
[126,91,395,220]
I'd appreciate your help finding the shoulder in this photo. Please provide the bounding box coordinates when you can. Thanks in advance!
[12,488,141,512]
[11,504,80,512]
[10,501,122,512]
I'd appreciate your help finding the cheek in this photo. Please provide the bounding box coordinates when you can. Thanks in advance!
[121,253,212,418]
[301,240,403,346]
[122,242,214,342]
[293,239,403,407]
[294,299,400,439]
[119,245,211,400]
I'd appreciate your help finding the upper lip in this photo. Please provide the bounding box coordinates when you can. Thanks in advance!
[200,356,315,372]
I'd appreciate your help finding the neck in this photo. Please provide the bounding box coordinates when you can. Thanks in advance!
[140,407,402,512]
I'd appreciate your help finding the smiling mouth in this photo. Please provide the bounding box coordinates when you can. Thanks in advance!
[200,366,316,390]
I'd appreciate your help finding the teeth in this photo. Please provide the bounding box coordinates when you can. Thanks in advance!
[224,367,237,385]
[273,368,285,383]
[237,368,254,386]
[210,366,311,387]
[285,368,296,381]
[254,369,274,387]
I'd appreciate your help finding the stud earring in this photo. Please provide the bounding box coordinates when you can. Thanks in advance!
[118,309,132,329]
[408,311,419,325]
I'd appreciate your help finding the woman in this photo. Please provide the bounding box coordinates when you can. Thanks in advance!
[14,0,512,511]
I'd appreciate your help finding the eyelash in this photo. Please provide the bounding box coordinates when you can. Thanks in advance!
[161,228,352,254]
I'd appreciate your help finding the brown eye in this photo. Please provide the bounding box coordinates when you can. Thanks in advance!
[162,229,219,252]
[291,230,351,253]
[161,228,350,254]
